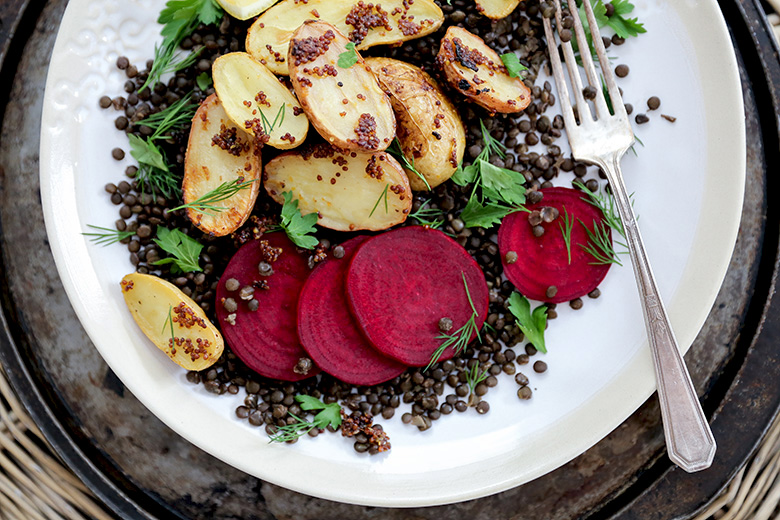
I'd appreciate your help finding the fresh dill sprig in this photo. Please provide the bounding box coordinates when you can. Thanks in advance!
[82,225,135,246]
[559,206,574,264]
[161,305,175,347]
[258,104,286,136]
[169,179,256,215]
[426,273,481,371]
[465,362,489,397]
[135,164,181,199]
[409,200,444,228]
[387,139,432,191]
[574,179,635,243]
[579,218,623,266]
[368,184,390,218]
[137,93,197,138]
[269,396,342,443]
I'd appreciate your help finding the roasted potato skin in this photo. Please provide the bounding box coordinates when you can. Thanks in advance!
[476,0,522,19]
[288,21,396,153]
[367,57,466,191]
[264,144,411,232]
[246,0,444,76]
[211,52,308,150]
[182,94,261,237]
[437,26,532,114]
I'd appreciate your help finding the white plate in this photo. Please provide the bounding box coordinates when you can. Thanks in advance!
[40,0,744,507]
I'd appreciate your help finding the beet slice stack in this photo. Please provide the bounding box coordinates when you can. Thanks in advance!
[298,236,406,385]
[498,186,613,304]
[215,233,319,382]
[347,226,489,367]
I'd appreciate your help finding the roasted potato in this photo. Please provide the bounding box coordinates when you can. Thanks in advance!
[367,57,466,191]
[245,0,444,76]
[121,273,224,371]
[437,26,532,114]
[215,0,277,20]
[289,21,395,153]
[476,0,522,19]
[182,94,261,237]
[264,144,411,232]
[212,52,308,150]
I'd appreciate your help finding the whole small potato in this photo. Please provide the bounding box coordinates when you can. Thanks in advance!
[367,57,466,191]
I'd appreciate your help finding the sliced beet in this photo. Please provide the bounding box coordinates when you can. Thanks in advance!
[498,186,612,304]
[298,236,407,385]
[347,226,489,367]
[215,233,319,381]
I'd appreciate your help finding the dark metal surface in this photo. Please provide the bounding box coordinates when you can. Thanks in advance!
[0,0,777,519]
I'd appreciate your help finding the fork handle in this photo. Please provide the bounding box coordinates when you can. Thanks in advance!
[598,153,716,473]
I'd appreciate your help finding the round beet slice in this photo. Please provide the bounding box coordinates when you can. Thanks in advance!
[215,233,319,381]
[498,186,612,304]
[298,236,406,385]
[347,226,489,367]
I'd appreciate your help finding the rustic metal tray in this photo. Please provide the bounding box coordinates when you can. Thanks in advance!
[1,0,779,518]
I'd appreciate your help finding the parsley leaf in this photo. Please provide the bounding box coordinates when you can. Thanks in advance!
[606,0,646,38]
[461,198,514,229]
[279,191,319,249]
[478,160,527,206]
[337,42,359,68]
[128,134,169,172]
[500,52,529,78]
[153,227,203,273]
[196,72,212,91]
[507,292,548,354]
[451,163,479,186]
[295,395,342,429]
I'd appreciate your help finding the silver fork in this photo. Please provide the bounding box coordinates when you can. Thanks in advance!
[542,0,716,472]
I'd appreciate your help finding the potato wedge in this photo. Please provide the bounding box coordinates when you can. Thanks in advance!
[246,0,444,75]
[476,0,521,19]
[216,0,278,20]
[121,273,223,371]
[264,144,411,231]
[436,26,532,114]
[289,21,395,153]
[212,52,308,150]
[367,57,466,191]
[183,94,261,237]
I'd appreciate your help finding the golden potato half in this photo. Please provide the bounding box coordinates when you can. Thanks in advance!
[246,0,444,75]
[367,57,466,191]
[212,52,308,150]
[264,144,411,232]
[476,0,522,19]
[437,26,532,114]
[121,272,223,371]
[183,94,261,237]
[289,21,396,153]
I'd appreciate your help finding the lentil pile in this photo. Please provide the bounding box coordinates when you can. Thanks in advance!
[98,0,661,453]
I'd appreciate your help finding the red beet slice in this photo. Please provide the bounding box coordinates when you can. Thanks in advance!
[298,236,407,385]
[498,186,612,304]
[215,233,319,381]
[347,226,489,367]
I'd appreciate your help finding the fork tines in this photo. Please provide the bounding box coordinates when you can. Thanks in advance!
[542,0,630,129]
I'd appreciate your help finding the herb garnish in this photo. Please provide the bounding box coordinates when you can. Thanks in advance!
[574,0,645,61]
[137,93,197,137]
[337,42,360,68]
[426,273,482,370]
[258,104,286,136]
[141,0,223,92]
[162,304,176,347]
[269,395,343,443]
[153,227,204,273]
[170,178,256,215]
[387,138,432,191]
[279,191,319,249]
[82,225,135,246]
[409,200,444,228]
[368,184,390,218]
[507,292,548,354]
[452,120,528,228]
[574,179,634,245]
[579,219,623,266]
[500,52,529,78]
[465,362,489,397]
[559,206,574,264]
[196,72,212,91]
